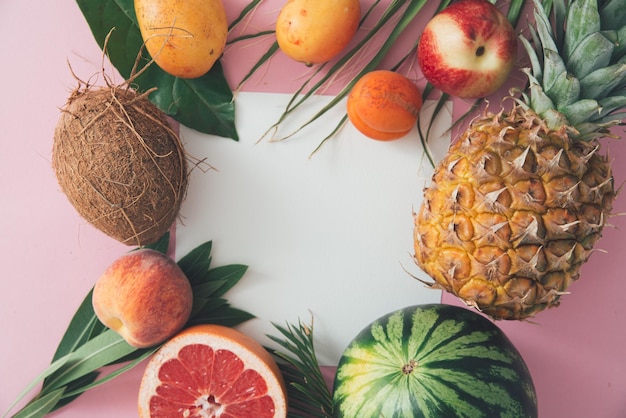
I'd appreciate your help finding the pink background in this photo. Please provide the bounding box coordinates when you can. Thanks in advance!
[1,1,625,417]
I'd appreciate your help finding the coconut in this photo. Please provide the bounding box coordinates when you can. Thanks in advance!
[52,83,188,246]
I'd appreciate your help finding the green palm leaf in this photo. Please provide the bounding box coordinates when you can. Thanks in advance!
[3,234,254,418]
[248,0,529,157]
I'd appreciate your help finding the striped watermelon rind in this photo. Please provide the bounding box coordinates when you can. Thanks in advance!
[333,304,538,417]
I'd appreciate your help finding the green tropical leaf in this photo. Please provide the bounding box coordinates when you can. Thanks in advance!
[142,232,171,254]
[237,41,280,91]
[48,372,99,412]
[308,114,349,158]
[228,0,265,30]
[60,349,157,401]
[42,330,136,393]
[191,280,233,303]
[268,319,333,418]
[205,264,249,297]
[169,73,237,139]
[48,289,101,364]
[188,301,256,327]
[177,241,213,284]
[75,0,237,140]
[5,238,253,417]
[192,297,229,315]
[506,0,526,27]
[417,91,453,167]
[11,389,64,418]
[1,356,70,418]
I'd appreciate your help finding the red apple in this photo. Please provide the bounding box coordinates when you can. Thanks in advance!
[417,0,517,99]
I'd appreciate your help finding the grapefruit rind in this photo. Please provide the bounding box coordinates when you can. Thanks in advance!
[138,324,287,418]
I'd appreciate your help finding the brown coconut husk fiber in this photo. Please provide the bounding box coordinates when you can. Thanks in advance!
[52,80,188,246]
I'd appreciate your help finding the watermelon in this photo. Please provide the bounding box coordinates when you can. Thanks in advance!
[333,304,537,417]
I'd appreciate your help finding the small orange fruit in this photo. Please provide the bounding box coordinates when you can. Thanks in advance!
[138,324,288,418]
[347,70,423,141]
[276,0,361,66]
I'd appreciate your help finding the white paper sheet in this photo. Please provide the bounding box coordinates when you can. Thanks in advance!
[176,91,452,365]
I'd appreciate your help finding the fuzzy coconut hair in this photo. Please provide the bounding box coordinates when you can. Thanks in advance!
[52,63,189,246]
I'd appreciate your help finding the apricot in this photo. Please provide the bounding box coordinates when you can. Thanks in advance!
[276,0,361,66]
[92,249,193,348]
[134,0,228,79]
[347,70,423,141]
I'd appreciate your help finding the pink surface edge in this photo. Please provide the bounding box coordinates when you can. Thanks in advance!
[1,1,625,417]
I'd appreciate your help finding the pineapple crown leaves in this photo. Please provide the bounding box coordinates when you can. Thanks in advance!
[520,0,626,138]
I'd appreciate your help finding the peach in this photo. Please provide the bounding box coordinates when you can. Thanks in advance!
[92,249,193,348]
[417,0,517,98]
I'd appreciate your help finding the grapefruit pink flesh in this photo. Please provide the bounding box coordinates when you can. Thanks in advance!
[148,344,277,417]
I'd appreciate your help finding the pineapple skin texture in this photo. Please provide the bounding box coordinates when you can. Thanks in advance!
[414,105,615,320]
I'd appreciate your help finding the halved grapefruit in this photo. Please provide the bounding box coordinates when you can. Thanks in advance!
[138,324,288,418]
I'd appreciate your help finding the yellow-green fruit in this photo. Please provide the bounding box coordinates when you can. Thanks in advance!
[414,106,614,320]
[135,0,228,79]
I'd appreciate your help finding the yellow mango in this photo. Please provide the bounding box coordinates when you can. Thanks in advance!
[135,0,228,79]
[276,0,361,66]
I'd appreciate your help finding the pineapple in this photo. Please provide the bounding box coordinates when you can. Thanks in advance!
[413,0,625,320]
